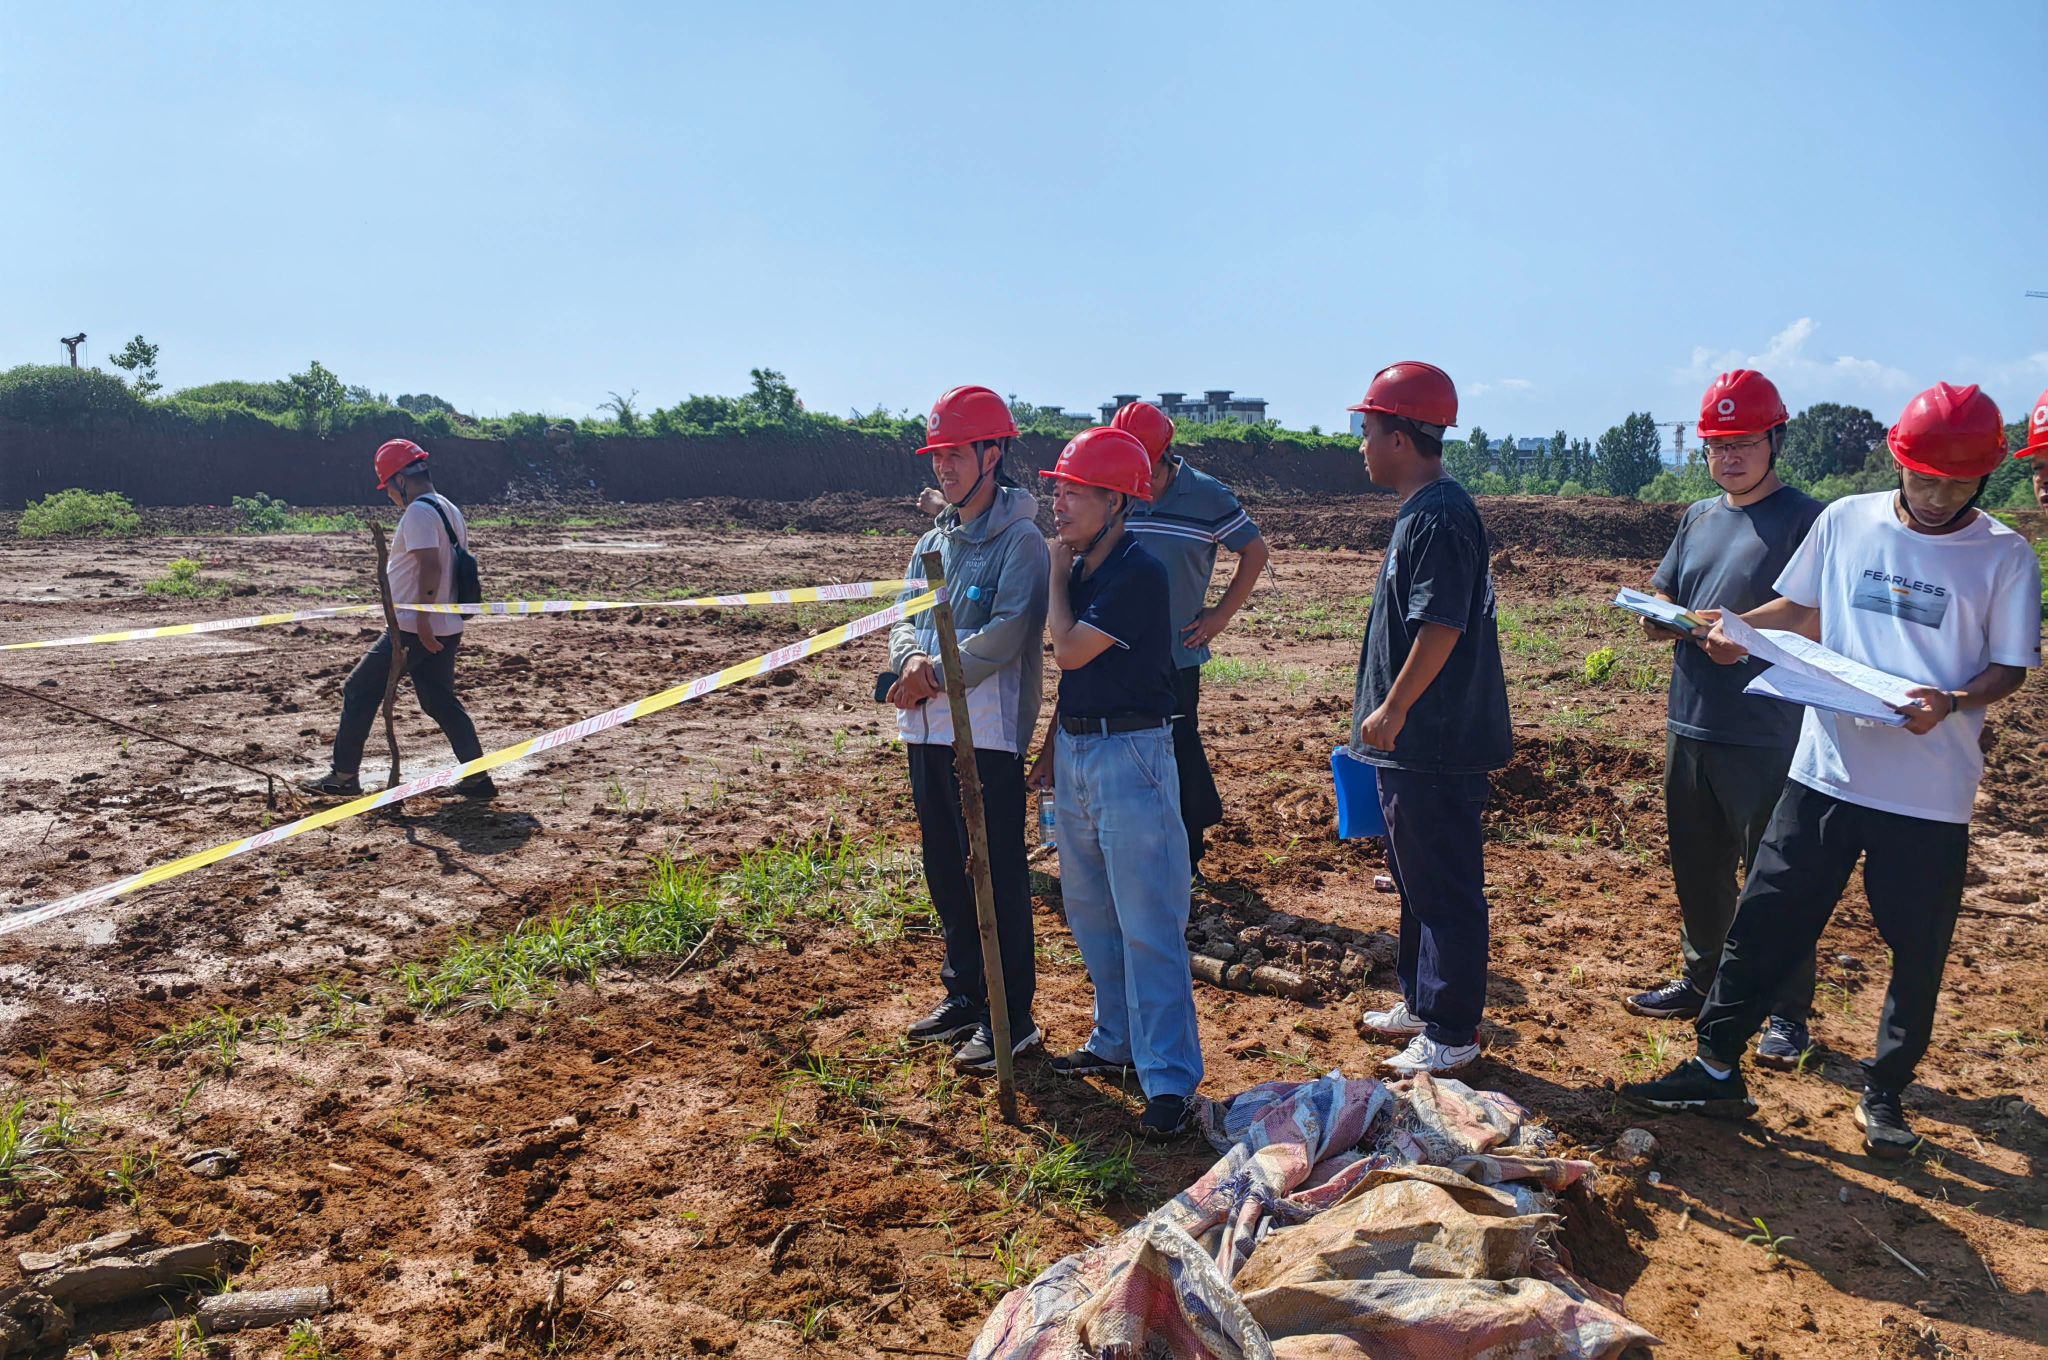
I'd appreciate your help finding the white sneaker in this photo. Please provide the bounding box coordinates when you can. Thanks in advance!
[1358,998,1427,1040]
[1380,1034,1481,1076]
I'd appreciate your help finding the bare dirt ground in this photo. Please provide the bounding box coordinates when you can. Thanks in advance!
[0,496,2042,1359]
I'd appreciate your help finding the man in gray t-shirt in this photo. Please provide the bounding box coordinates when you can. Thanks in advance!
[1623,371,1823,1071]
[1115,402,1269,882]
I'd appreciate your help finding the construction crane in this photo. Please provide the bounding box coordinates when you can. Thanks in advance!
[59,333,85,367]
[2027,290,2047,300]
[1645,417,1692,468]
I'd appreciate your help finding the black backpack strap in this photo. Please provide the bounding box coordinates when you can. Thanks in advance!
[417,494,461,550]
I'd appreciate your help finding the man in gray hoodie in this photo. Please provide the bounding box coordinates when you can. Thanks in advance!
[889,386,1051,1072]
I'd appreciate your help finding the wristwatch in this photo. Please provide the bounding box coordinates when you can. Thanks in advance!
[1945,690,1967,719]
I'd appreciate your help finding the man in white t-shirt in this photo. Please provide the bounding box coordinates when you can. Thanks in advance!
[301,439,493,799]
[1622,383,2041,1160]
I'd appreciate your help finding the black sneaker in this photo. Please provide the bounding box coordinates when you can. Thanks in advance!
[953,1022,1043,1073]
[1138,1094,1193,1142]
[907,996,981,1045]
[1855,1089,1919,1161]
[1754,1016,1812,1071]
[1619,1057,1758,1119]
[1624,977,1707,1020]
[299,770,363,798]
[1047,1048,1131,1080]
[453,773,498,800]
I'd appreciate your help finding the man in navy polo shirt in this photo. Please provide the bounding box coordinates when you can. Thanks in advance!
[1114,401,1270,885]
[1027,427,1203,1141]
[1347,362,1512,1078]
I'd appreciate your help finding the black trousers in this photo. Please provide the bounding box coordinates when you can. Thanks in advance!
[1378,768,1492,1047]
[1665,733,1814,1017]
[906,743,1035,1032]
[1697,782,1969,1095]
[1172,666,1224,868]
[332,630,483,775]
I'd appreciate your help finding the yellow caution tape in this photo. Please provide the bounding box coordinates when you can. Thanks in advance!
[1,587,942,937]
[0,580,929,652]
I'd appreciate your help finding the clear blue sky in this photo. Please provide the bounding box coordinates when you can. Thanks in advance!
[5,2,2044,447]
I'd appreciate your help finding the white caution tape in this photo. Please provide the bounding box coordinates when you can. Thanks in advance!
[0,580,929,652]
[1,587,942,937]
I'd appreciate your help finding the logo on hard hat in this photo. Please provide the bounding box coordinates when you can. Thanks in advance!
[929,413,941,432]
[1717,398,1736,417]
[2034,404,2047,429]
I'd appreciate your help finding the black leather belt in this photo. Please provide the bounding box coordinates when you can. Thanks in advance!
[1059,714,1173,736]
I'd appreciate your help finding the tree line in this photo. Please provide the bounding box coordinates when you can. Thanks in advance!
[3,341,2036,509]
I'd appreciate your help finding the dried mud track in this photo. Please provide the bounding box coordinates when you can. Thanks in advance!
[0,504,2043,1358]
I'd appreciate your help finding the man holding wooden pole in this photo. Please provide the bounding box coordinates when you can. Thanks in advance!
[302,439,493,800]
[888,387,1048,1076]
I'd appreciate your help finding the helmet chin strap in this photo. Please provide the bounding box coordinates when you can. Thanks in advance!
[1072,495,1126,565]
[945,446,1002,511]
[1896,481,1985,530]
[1728,460,1775,498]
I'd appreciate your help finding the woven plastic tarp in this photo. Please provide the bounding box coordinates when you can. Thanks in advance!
[968,1072,1657,1360]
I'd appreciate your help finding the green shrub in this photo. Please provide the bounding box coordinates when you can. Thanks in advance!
[170,379,292,413]
[1583,647,1619,685]
[0,365,145,426]
[1637,467,1718,504]
[283,511,366,534]
[18,488,143,538]
[145,558,227,599]
[1557,480,1591,498]
[233,493,291,532]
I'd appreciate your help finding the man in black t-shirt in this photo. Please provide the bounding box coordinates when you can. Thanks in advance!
[1346,363,1511,1077]
[1027,428,1203,1142]
[1624,370,1823,1072]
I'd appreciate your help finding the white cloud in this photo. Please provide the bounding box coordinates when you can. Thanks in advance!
[1468,377,1535,398]
[1984,352,2048,390]
[1680,317,1912,396]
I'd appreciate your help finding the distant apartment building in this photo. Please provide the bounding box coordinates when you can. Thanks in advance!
[1100,389,1269,427]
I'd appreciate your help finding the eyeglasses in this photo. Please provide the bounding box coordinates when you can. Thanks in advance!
[1704,437,1769,458]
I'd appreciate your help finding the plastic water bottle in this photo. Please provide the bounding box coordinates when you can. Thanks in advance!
[1039,796,1056,850]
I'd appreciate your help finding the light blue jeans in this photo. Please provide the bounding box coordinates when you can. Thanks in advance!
[1054,724,1203,1099]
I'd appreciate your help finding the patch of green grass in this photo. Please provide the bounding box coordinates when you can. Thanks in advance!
[793,1053,874,1106]
[1582,647,1619,685]
[1622,1027,1676,1079]
[282,1320,341,1359]
[19,487,142,538]
[283,511,366,534]
[1243,593,1373,640]
[104,1147,159,1211]
[144,1007,245,1073]
[0,1098,93,1188]
[978,1130,1141,1212]
[393,838,928,1016]
[144,557,230,599]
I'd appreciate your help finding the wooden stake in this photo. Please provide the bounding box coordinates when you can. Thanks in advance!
[370,523,409,789]
[921,550,1018,1123]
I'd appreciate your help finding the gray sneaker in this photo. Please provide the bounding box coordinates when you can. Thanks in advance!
[953,1023,1043,1073]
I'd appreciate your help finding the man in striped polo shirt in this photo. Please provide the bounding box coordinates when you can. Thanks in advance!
[1113,401,1271,885]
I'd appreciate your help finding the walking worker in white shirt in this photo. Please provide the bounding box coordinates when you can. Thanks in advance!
[302,439,494,800]
[1622,383,2041,1159]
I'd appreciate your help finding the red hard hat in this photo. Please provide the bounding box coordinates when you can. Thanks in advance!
[1347,361,1458,430]
[917,385,1018,455]
[1039,427,1155,501]
[1697,370,1788,439]
[1888,383,2007,479]
[1110,401,1176,464]
[374,438,428,489]
[2018,387,2048,459]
